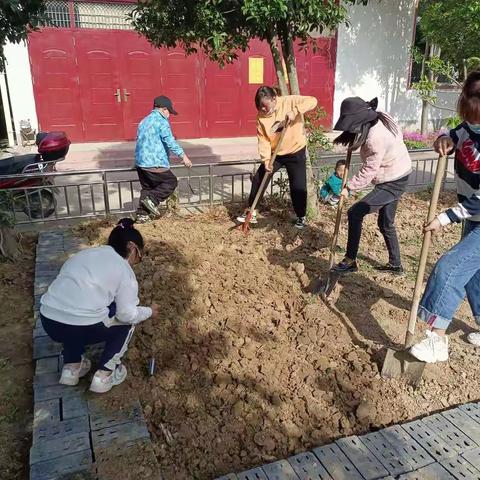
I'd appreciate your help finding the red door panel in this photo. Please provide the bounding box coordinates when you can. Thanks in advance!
[75,31,124,141]
[28,30,336,142]
[117,32,161,140]
[28,29,84,141]
[204,60,242,137]
[299,39,336,127]
[160,49,202,139]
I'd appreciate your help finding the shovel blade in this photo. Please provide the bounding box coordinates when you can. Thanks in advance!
[322,270,341,299]
[381,348,426,386]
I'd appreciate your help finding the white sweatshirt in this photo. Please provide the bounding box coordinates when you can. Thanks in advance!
[40,245,152,326]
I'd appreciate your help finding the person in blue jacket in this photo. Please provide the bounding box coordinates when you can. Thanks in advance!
[135,96,192,223]
[319,160,345,205]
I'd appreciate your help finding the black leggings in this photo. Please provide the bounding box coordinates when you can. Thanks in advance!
[346,174,410,266]
[248,147,307,218]
[41,314,134,371]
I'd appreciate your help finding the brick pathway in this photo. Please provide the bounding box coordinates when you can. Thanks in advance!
[30,231,161,480]
[216,405,480,479]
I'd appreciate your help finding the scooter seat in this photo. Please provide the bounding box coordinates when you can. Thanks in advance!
[0,153,41,175]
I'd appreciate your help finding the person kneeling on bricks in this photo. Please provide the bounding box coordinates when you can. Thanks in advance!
[40,218,158,393]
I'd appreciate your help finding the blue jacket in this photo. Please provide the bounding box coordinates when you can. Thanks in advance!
[135,110,184,169]
[319,173,343,199]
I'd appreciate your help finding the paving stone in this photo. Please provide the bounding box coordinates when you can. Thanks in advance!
[237,467,269,480]
[336,436,389,479]
[460,403,480,424]
[34,372,61,388]
[262,459,300,480]
[421,413,477,453]
[30,431,91,464]
[91,421,150,450]
[34,285,48,296]
[33,416,90,443]
[34,399,61,427]
[88,399,143,431]
[313,443,363,480]
[33,324,48,339]
[30,450,93,480]
[35,357,59,375]
[33,335,62,359]
[462,447,480,471]
[440,455,480,479]
[442,407,480,444]
[62,396,89,420]
[288,451,332,480]
[402,420,457,461]
[360,425,435,476]
[397,462,456,479]
[34,384,84,402]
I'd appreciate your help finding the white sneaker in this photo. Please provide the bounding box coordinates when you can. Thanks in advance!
[236,211,257,224]
[59,356,91,386]
[410,331,449,363]
[467,331,480,346]
[89,364,127,394]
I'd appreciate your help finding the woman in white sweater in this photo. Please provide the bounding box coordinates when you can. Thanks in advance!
[40,218,158,393]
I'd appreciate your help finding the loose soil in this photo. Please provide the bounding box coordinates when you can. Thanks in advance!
[0,234,36,480]
[78,192,480,480]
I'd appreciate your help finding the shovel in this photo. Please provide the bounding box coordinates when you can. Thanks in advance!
[381,154,448,385]
[319,145,354,299]
[241,119,289,234]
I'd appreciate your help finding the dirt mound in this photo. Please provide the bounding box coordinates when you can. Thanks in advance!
[82,192,480,479]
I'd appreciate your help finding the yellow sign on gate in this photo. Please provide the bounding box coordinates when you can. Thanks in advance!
[248,57,264,84]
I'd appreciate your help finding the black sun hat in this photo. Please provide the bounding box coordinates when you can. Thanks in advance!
[153,95,178,115]
[334,97,379,132]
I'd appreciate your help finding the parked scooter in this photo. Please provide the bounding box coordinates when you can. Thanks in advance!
[0,132,71,219]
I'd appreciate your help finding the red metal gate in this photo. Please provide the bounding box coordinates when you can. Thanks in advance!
[28,28,336,142]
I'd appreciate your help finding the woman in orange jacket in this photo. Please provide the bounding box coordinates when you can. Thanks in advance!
[237,86,317,229]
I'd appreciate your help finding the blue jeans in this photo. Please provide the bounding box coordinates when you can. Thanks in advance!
[418,220,480,330]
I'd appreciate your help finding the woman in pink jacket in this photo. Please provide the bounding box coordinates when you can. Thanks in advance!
[332,97,412,274]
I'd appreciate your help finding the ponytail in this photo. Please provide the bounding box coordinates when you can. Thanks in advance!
[107,218,144,258]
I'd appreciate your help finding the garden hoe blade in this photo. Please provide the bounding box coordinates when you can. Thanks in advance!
[381,155,447,386]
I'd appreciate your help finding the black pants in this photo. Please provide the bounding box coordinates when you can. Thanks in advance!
[41,314,134,371]
[346,174,410,266]
[248,147,307,218]
[136,167,178,214]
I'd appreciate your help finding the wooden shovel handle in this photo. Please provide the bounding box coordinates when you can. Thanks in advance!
[328,147,354,270]
[405,155,448,347]
[249,123,288,212]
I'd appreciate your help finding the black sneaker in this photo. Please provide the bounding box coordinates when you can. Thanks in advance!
[294,217,306,229]
[332,258,358,273]
[375,263,405,275]
[141,197,161,216]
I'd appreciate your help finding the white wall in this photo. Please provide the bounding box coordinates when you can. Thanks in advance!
[3,41,38,144]
[334,0,457,131]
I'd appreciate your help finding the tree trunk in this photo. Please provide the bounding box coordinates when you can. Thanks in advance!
[267,34,289,95]
[279,35,318,218]
[281,35,300,94]
[420,99,429,135]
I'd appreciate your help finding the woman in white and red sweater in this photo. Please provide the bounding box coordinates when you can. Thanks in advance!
[332,97,412,274]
